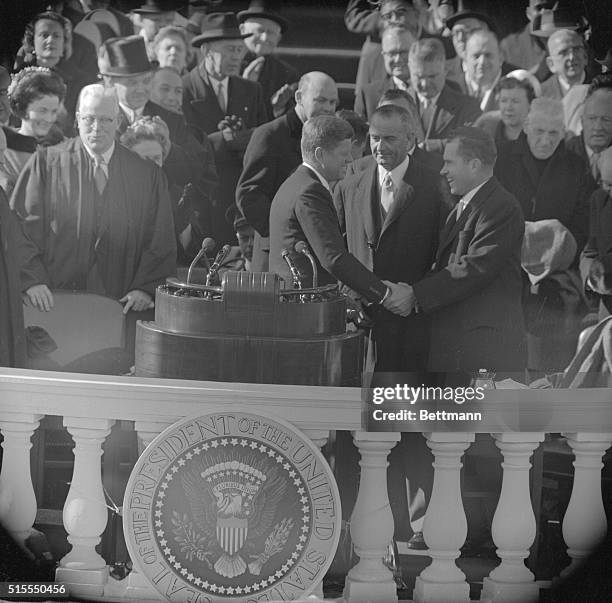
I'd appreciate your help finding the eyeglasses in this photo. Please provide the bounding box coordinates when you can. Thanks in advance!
[78,114,115,127]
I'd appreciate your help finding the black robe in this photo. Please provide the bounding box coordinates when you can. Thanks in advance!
[10,138,176,299]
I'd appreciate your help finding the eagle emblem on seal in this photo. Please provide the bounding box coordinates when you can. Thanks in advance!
[177,455,294,579]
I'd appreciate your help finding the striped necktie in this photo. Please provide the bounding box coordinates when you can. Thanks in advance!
[381,172,394,213]
[216,81,226,113]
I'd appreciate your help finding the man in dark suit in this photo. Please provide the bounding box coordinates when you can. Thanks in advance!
[335,104,448,548]
[238,1,299,119]
[237,72,338,271]
[269,114,413,315]
[355,26,418,121]
[566,80,612,194]
[408,37,481,153]
[183,12,268,244]
[409,127,526,377]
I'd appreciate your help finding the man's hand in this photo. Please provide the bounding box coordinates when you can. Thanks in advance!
[119,290,154,314]
[270,83,296,118]
[242,56,265,81]
[23,284,54,312]
[382,280,415,317]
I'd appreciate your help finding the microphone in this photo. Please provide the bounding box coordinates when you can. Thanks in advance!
[295,241,318,289]
[187,237,216,284]
[206,244,232,286]
[281,248,303,290]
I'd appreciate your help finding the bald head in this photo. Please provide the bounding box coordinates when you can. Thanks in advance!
[295,72,338,122]
[546,29,586,85]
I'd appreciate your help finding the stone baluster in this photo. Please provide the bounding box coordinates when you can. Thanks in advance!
[304,429,330,601]
[343,432,401,603]
[123,420,175,600]
[413,432,475,603]
[559,432,612,578]
[0,413,43,546]
[56,417,114,598]
[480,433,545,603]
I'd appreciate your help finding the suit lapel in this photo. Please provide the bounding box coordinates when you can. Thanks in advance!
[379,159,417,238]
[436,178,495,261]
[360,165,378,248]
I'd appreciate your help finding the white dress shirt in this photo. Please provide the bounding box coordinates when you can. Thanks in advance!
[456,178,489,218]
[211,76,229,112]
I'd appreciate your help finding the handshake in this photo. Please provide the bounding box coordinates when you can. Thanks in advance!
[381,280,417,317]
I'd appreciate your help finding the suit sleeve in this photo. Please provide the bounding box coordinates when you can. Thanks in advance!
[568,169,591,256]
[9,150,51,288]
[236,126,277,237]
[127,166,177,296]
[332,181,347,237]
[295,184,387,304]
[413,194,524,313]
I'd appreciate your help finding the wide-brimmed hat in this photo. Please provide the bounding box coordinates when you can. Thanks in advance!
[132,0,183,14]
[98,35,153,77]
[445,10,497,35]
[191,12,252,47]
[237,0,288,34]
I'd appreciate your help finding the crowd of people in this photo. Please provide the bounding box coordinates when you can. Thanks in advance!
[0,0,611,384]
[0,0,610,557]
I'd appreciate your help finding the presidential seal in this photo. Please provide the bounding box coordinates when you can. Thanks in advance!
[123,411,341,602]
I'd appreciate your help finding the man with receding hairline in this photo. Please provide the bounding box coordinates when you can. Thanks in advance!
[237,71,339,271]
[10,83,176,316]
[541,29,588,100]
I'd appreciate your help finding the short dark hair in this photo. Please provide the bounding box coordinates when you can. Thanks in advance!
[9,67,67,120]
[371,103,411,125]
[586,73,612,97]
[449,126,497,167]
[336,109,369,143]
[301,115,354,161]
[494,76,536,104]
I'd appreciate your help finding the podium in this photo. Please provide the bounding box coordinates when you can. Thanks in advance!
[135,271,364,385]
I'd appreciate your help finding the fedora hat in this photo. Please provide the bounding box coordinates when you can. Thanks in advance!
[530,8,587,38]
[191,12,252,47]
[445,10,497,35]
[98,35,153,77]
[132,0,183,14]
[237,0,288,34]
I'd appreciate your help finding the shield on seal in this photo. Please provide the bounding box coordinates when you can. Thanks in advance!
[217,516,248,555]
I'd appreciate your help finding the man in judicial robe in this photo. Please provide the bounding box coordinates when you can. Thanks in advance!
[10,84,176,315]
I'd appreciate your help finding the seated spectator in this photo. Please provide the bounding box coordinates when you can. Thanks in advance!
[565,75,612,193]
[151,25,191,74]
[581,146,612,318]
[3,68,66,196]
[541,29,588,100]
[495,97,590,371]
[355,26,418,121]
[150,66,183,114]
[14,11,94,133]
[408,37,481,153]
[238,1,299,119]
[475,72,539,148]
[120,115,207,265]
[10,84,176,316]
